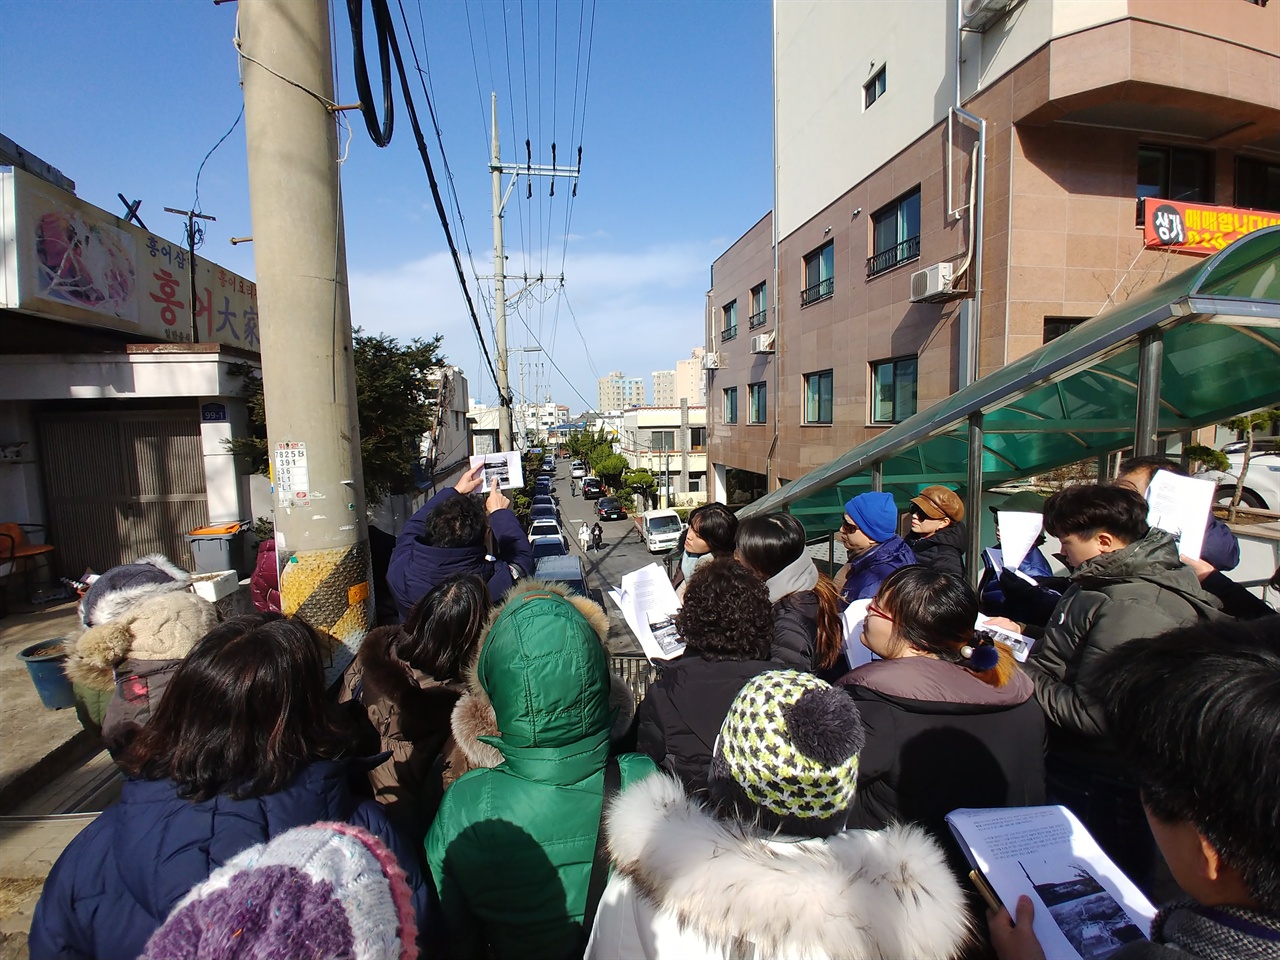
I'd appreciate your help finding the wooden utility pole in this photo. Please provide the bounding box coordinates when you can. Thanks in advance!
[239,0,373,682]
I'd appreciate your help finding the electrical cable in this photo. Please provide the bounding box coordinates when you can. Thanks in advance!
[347,0,395,146]
[191,106,243,230]
[345,0,503,401]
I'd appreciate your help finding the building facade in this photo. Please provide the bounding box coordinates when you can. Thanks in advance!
[597,370,646,412]
[619,401,708,506]
[707,0,1280,505]
[674,347,707,405]
[652,369,676,407]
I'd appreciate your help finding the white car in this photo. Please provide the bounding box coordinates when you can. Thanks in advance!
[640,509,684,553]
[528,518,568,550]
[1198,440,1280,512]
[570,460,587,479]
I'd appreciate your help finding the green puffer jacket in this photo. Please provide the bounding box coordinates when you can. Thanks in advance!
[1027,528,1220,765]
[426,580,656,960]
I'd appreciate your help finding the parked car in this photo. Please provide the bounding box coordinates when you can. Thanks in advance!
[534,554,587,597]
[530,503,559,524]
[570,460,587,479]
[596,497,627,521]
[531,493,560,511]
[531,538,568,563]
[528,518,568,551]
[582,477,604,500]
[640,509,684,553]
[535,476,554,496]
[1197,440,1280,511]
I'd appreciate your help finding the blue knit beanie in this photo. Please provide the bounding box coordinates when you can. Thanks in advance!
[842,492,899,542]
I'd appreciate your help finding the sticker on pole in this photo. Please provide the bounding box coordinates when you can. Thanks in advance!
[274,441,311,507]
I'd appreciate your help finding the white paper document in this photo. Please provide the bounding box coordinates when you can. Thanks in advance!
[947,806,1155,960]
[840,598,875,669]
[1145,470,1214,561]
[974,614,1033,662]
[468,451,525,491]
[996,510,1045,573]
[611,563,685,661]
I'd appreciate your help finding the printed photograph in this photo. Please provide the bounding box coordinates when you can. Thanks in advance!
[1019,860,1146,959]
[646,612,684,657]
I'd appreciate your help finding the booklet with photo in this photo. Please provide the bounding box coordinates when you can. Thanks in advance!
[946,805,1156,960]
[1145,470,1214,561]
[468,451,525,491]
[974,614,1034,662]
[610,563,685,662]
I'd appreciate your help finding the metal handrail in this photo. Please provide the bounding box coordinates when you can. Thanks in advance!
[800,277,834,306]
[866,235,921,277]
[721,324,738,342]
[748,308,768,328]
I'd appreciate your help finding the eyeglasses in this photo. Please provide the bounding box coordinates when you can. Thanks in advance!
[867,599,893,622]
[840,519,859,534]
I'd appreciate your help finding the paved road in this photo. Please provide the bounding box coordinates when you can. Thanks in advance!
[544,469,666,654]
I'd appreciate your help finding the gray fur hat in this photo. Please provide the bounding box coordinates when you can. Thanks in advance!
[79,554,191,628]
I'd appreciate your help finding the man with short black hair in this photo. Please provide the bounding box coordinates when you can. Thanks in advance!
[1027,483,1220,885]
[387,464,534,617]
[990,615,1280,959]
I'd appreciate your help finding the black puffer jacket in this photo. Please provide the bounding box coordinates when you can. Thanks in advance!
[771,590,820,670]
[635,653,781,796]
[840,656,1045,846]
[907,522,967,578]
[1026,528,1220,767]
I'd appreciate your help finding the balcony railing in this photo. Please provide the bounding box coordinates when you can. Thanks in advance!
[721,324,738,342]
[866,235,920,277]
[748,307,768,328]
[800,276,834,306]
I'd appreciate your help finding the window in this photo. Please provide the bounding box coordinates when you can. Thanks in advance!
[1237,157,1280,213]
[721,300,738,341]
[723,386,738,424]
[749,282,768,327]
[689,426,706,450]
[650,430,676,452]
[868,188,921,277]
[871,356,917,424]
[804,370,834,424]
[1043,316,1090,344]
[749,382,767,424]
[1137,145,1213,204]
[802,242,834,305]
[864,66,886,109]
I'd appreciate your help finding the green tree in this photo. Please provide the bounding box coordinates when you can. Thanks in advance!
[593,453,629,491]
[623,468,657,511]
[225,330,444,506]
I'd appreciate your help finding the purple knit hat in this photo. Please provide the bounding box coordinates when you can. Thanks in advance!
[141,822,418,960]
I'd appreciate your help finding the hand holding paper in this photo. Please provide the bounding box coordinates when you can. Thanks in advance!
[996,511,1044,573]
[1145,470,1214,561]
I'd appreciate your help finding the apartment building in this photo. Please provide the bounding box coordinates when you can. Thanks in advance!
[652,369,676,406]
[598,371,646,412]
[707,0,1280,505]
[619,402,708,504]
[675,347,708,405]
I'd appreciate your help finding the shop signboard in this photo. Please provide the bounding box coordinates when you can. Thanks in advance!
[1142,197,1280,256]
[0,167,259,351]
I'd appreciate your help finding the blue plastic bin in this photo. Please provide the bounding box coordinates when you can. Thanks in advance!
[18,638,75,710]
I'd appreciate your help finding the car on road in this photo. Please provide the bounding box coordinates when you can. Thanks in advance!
[530,503,559,524]
[1197,438,1280,511]
[534,554,587,596]
[582,477,604,500]
[596,496,627,521]
[640,508,684,553]
[531,538,568,563]
[528,518,568,551]
[570,460,587,479]
[535,476,554,496]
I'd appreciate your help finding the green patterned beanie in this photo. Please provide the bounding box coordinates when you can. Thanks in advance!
[709,670,865,838]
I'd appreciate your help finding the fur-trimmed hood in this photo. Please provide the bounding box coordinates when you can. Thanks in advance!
[603,774,970,959]
[353,625,464,743]
[448,578,633,772]
[79,554,191,628]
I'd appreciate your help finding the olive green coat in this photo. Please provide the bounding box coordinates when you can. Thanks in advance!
[425,580,656,959]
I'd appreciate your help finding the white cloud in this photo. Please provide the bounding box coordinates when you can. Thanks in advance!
[348,239,714,412]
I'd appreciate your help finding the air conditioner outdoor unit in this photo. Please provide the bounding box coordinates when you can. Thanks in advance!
[701,352,722,370]
[962,0,1020,32]
[909,262,956,303]
[750,332,775,354]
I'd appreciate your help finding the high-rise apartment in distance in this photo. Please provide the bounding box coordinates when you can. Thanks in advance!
[597,371,646,412]
[652,369,676,406]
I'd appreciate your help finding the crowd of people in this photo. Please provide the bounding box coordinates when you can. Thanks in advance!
[30,459,1280,960]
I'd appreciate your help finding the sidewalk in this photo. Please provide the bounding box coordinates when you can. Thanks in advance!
[0,601,92,811]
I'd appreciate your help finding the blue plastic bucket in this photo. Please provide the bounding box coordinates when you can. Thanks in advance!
[17,638,75,710]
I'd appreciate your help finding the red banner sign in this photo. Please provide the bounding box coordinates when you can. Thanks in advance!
[1143,197,1280,256]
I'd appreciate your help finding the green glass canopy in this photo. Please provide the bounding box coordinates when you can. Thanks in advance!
[741,226,1280,537]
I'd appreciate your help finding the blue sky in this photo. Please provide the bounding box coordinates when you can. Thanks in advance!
[1,0,773,412]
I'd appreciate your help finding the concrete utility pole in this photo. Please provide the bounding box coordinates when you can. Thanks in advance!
[488,92,580,452]
[239,0,373,682]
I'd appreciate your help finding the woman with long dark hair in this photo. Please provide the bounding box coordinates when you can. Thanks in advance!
[840,566,1044,842]
[735,512,845,677]
[30,614,432,960]
[341,573,492,846]
[670,502,738,598]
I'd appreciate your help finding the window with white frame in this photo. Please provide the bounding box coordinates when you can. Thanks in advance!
[864,66,886,109]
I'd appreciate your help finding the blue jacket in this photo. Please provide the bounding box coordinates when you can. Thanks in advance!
[1201,515,1240,573]
[29,760,435,960]
[839,536,917,603]
[387,488,535,617]
[979,545,1057,619]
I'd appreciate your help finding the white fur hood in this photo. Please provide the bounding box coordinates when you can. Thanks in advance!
[604,774,971,959]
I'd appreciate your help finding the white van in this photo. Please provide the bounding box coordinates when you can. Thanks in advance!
[641,509,684,553]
